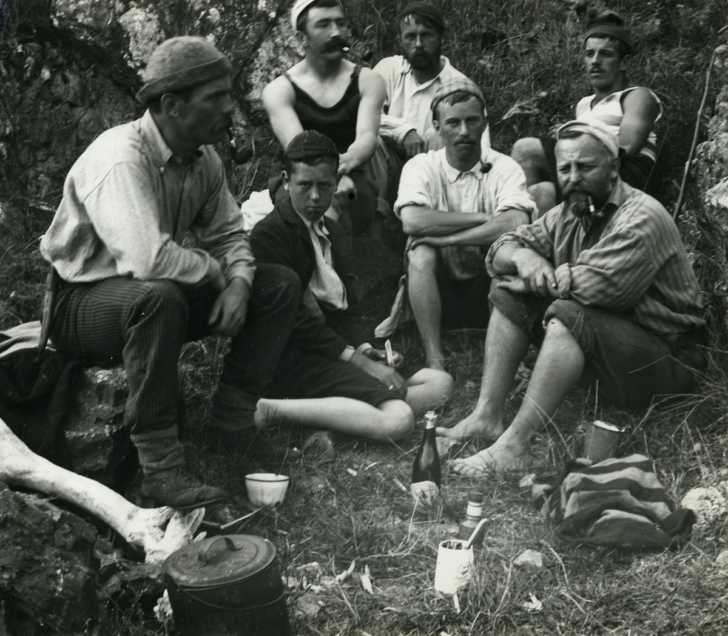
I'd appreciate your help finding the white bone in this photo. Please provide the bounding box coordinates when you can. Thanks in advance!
[0,416,203,564]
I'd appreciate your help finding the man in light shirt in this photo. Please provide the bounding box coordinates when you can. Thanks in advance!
[395,78,536,370]
[373,2,490,161]
[40,37,314,509]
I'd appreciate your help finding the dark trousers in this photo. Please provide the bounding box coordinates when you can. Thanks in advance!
[50,263,302,438]
[490,287,706,409]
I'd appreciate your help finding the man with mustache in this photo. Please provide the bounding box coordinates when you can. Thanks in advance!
[262,0,386,235]
[40,37,305,508]
[373,2,490,161]
[439,119,705,475]
[512,11,662,215]
[393,79,536,370]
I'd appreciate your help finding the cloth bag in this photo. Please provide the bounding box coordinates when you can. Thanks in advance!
[535,454,695,549]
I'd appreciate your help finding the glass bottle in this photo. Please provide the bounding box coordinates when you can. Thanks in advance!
[457,491,484,545]
[411,410,441,488]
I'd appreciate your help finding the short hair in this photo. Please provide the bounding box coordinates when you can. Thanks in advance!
[584,11,633,57]
[398,2,445,35]
[283,130,340,173]
[146,85,197,114]
[432,90,485,121]
[296,0,342,32]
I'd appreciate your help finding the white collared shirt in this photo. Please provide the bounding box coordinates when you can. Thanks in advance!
[373,54,490,151]
[394,147,536,279]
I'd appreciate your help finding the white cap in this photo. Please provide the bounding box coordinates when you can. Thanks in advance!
[556,118,619,158]
[290,0,318,30]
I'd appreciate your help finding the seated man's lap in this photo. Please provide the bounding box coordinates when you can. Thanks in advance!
[491,287,702,409]
[437,268,490,329]
[268,345,405,404]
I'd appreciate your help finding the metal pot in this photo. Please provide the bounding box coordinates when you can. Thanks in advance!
[164,534,289,636]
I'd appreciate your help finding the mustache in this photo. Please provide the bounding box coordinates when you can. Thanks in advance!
[564,191,593,218]
[323,37,350,52]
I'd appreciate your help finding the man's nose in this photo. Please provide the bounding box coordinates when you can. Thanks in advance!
[458,121,469,135]
[414,34,423,48]
[310,185,321,201]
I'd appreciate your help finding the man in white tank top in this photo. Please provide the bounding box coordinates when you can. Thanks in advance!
[511,11,662,215]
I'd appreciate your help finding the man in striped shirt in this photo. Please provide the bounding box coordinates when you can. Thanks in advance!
[437,119,706,475]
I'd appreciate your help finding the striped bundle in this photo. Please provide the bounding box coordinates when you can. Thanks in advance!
[538,454,695,549]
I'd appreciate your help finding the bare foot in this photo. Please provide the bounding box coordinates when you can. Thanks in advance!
[436,410,504,443]
[449,442,528,476]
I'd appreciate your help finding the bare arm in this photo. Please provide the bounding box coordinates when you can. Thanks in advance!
[416,209,531,248]
[619,88,661,156]
[339,69,385,174]
[400,204,489,236]
[262,76,304,149]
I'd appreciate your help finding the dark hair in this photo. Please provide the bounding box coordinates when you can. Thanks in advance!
[584,11,632,57]
[399,12,444,36]
[284,153,339,174]
[432,90,485,121]
[296,0,343,32]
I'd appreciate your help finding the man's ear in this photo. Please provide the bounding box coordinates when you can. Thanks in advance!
[432,116,440,133]
[160,93,183,118]
[281,169,290,190]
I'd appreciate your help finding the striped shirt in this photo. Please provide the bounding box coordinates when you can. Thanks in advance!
[487,180,705,335]
[41,111,255,287]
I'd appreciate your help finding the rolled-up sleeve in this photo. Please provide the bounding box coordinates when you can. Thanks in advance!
[489,156,537,221]
[393,154,434,218]
[485,210,557,277]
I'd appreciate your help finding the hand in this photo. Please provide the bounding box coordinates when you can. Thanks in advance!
[349,351,406,394]
[402,129,426,158]
[409,235,449,250]
[338,153,357,177]
[335,174,357,201]
[512,247,557,297]
[553,263,572,299]
[495,275,530,294]
[208,277,251,336]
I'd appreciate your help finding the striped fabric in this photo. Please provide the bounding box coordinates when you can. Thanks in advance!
[487,180,705,336]
[539,454,695,549]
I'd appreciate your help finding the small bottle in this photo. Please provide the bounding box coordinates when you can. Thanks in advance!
[411,411,441,488]
[458,491,484,545]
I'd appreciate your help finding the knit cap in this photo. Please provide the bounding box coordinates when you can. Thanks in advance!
[291,0,319,30]
[431,77,486,115]
[583,12,633,53]
[136,36,233,104]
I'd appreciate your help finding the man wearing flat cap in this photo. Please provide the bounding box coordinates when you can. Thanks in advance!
[438,119,706,475]
[512,11,663,215]
[40,36,320,508]
[373,1,490,160]
[262,0,387,236]
[383,78,535,370]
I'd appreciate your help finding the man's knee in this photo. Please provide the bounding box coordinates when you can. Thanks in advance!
[544,299,590,351]
[408,244,438,276]
[412,368,454,407]
[511,137,542,162]
[133,280,188,322]
[252,263,302,307]
[377,400,415,441]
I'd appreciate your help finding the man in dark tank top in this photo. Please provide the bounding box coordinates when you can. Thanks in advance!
[263,0,387,236]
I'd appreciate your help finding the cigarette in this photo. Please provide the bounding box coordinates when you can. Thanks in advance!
[384,339,394,367]
[342,45,350,53]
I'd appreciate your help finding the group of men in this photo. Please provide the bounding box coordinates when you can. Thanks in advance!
[38,0,706,508]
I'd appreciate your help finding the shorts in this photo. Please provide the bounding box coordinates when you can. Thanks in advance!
[436,265,491,329]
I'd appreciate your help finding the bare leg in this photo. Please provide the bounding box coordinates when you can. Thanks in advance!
[255,397,414,442]
[0,417,203,564]
[405,368,454,415]
[451,317,585,475]
[511,138,557,217]
[408,244,446,370]
[438,307,529,442]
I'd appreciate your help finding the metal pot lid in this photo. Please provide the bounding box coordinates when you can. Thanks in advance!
[164,534,277,589]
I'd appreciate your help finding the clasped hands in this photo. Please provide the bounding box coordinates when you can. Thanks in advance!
[497,248,571,299]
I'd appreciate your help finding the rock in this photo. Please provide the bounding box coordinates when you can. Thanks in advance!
[65,367,135,486]
[0,482,98,634]
[716,550,728,570]
[680,485,728,528]
[514,549,544,570]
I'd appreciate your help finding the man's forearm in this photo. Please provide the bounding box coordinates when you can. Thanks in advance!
[436,210,531,248]
[490,241,525,275]
[340,132,378,173]
[402,208,489,236]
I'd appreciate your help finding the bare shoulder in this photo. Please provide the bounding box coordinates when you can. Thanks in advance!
[262,73,295,108]
[358,66,386,97]
[621,87,660,111]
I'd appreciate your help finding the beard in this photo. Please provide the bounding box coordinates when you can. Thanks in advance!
[563,190,592,218]
[406,50,438,71]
